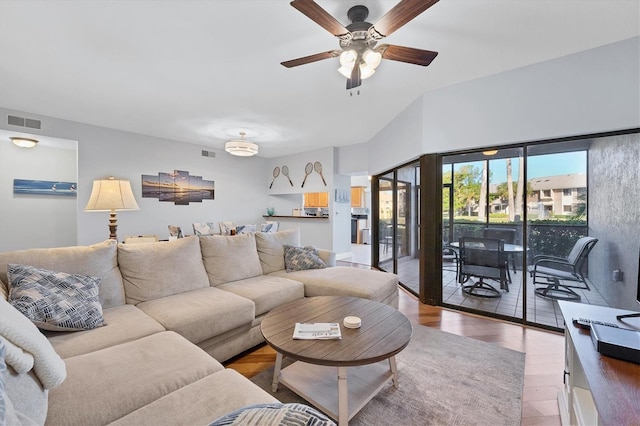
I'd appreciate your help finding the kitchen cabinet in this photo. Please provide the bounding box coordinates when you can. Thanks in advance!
[351,187,364,207]
[304,192,329,208]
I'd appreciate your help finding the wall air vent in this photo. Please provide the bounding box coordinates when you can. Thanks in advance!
[201,150,216,158]
[7,115,41,130]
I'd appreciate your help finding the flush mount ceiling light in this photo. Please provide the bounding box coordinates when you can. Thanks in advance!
[482,150,499,156]
[225,132,258,157]
[10,137,39,148]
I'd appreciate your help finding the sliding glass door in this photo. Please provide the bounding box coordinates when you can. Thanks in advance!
[375,161,420,297]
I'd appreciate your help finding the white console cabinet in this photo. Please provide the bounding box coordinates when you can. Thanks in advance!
[557,301,640,426]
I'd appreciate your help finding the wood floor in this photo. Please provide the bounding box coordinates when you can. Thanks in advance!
[225,288,564,425]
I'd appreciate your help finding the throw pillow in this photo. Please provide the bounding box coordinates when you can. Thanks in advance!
[255,228,301,274]
[7,264,104,331]
[209,403,335,426]
[283,245,327,272]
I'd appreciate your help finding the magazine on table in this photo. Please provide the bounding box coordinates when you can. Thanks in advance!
[293,323,342,340]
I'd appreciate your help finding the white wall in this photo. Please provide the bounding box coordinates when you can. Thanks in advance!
[420,36,640,155]
[352,37,640,177]
[367,96,424,175]
[0,139,77,251]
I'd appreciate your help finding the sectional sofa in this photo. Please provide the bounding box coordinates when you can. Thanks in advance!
[0,228,398,425]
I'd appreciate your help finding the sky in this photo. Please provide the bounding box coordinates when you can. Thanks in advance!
[454,151,587,184]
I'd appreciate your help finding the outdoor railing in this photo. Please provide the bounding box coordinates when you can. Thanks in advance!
[445,220,588,259]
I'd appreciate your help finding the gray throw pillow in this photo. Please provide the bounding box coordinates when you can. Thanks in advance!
[7,264,104,331]
[283,245,327,272]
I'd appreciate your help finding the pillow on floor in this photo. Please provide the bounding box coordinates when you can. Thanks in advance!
[284,245,326,272]
[7,264,104,331]
[209,403,335,426]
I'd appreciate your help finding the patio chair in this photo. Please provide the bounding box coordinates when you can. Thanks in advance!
[528,236,598,301]
[458,237,509,298]
[442,240,459,283]
[483,227,517,276]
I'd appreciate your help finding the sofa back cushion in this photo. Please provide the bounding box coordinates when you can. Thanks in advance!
[0,240,124,309]
[118,237,209,304]
[200,233,263,286]
[254,229,300,275]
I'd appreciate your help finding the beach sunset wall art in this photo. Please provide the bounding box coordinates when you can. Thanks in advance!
[142,170,214,205]
[13,179,77,197]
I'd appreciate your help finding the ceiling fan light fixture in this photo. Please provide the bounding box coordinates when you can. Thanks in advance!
[362,49,382,69]
[338,65,353,78]
[225,132,258,157]
[359,63,376,79]
[339,50,357,67]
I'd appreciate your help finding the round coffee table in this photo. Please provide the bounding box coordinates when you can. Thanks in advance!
[261,296,412,425]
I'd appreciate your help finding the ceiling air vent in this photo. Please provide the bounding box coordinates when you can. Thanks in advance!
[201,150,216,158]
[7,115,41,130]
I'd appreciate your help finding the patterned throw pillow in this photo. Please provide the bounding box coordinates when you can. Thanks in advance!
[283,245,327,272]
[209,402,336,426]
[7,264,104,331]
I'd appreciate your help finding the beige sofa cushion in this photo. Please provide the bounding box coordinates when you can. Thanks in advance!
[136,287,255,344]
[270,266,399,308]
[109,369,279,426]
[200,233,263,286]
[255,228,300,274]
[45,304,165,359]
[0,240,124,309]
[46,331,223,426]
[218,275,304,316]
[118,237,209,304]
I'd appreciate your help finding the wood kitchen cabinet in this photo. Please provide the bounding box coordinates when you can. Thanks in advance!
[351,187,364,207]
[304,192,329,208]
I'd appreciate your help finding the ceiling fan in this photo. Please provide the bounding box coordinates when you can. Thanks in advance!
[281,0,439,90]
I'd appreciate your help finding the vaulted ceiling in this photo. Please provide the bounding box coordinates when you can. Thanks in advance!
[0,1,638,157]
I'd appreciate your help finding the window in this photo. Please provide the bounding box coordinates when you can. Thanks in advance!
[563,188,572,196]
[563,205,572,213]
[542,190,551,197]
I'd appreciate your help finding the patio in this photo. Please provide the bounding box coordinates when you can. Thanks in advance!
[346,243,610,329]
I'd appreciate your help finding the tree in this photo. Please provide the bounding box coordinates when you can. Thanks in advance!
[506,159,515,221]
[478,161,488,220]
[452,165,482,217]
[515,157,524,219]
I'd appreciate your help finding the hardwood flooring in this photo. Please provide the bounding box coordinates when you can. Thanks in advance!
[225,288,564,425]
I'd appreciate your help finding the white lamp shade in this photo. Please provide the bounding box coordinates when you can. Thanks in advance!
[225,140,259,156]
[362,49,382,69]
[85,178,140,211]
[359,63,376,79]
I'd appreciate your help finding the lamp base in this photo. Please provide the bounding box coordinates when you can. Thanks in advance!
[109,211,118,240]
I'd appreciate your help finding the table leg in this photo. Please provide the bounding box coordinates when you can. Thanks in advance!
[272,352,283,392]
[389,356,399,388]
[337,366,348,426]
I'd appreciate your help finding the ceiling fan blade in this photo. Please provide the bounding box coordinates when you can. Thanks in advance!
[346,64,361,90]
[379,44,438,66]
[371,0,439,38]
[281,50,341,68]
[290,0,350,38]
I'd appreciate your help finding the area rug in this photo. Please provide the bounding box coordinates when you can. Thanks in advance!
[250,325,525,426]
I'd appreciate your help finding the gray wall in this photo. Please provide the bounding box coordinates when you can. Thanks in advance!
[0,140,77,251]
[588,133,640,310]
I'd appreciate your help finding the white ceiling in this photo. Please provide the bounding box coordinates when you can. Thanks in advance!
[0,0,638,158]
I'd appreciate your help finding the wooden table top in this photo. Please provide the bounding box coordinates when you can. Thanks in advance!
[261,296,412,367]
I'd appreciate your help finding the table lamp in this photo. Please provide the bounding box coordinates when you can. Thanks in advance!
[84,176,140,240]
